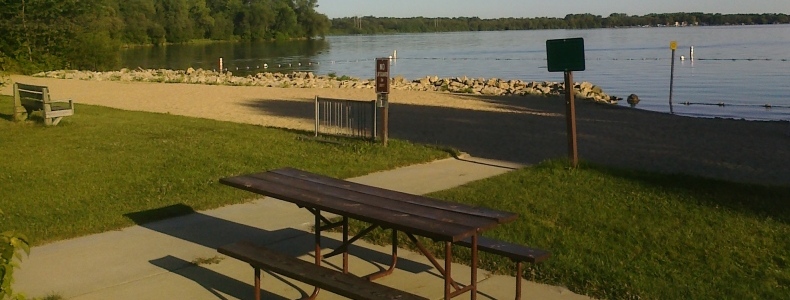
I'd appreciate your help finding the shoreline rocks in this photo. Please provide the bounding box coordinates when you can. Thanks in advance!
[33,68,621,104]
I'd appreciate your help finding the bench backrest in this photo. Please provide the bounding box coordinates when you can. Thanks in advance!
[14,83,52,109]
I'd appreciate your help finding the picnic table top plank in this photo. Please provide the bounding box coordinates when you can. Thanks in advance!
[271,167,518,223]
[220,174,482,241]
[248,171,501,231]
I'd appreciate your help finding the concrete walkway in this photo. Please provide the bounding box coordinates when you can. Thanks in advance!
[15,156,591,300]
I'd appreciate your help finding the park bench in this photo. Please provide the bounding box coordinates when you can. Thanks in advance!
[458,236,551,300]
[218,241,428,300]
[13,82,74,126]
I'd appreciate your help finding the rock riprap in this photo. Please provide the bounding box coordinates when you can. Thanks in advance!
[34,68,622,104]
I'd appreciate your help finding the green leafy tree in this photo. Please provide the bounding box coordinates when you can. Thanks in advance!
[0,209,31,300]
[155,0,194,43]
[0,0,123,73]
[189,0,215,39]
[293,0,329,38]
[271,1,298,40]
[119,0,157,44]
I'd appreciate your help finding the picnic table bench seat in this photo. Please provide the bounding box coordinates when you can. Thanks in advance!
[218,241,428,300]
[458,236,551,299]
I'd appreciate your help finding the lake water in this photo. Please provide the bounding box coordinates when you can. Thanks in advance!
[121,25,790,121]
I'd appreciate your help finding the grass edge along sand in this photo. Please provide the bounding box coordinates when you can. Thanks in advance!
[0,95,451,245]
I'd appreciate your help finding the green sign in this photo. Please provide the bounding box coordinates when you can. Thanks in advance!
[546,38,586,72]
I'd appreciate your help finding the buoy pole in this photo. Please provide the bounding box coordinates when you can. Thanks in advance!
[219,57,223,73]
[669,41,677,114]
[690,46,694,61]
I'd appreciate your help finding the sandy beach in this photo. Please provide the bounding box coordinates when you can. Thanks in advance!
[4,75,789,186]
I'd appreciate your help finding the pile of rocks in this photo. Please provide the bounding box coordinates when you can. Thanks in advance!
[34,68,621,104]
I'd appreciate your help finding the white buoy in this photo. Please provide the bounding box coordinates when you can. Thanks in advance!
[264,63,268,69]
[680,55,686,61]
[690,46,695,61]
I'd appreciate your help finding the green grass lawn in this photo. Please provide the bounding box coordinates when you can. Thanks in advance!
[369,160,789,299]
[4,95,789,299]
[0,95,450,245]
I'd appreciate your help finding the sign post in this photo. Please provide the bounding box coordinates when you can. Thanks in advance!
[669,41,677,114]
[376,57,391,146]
[546,38,586,168]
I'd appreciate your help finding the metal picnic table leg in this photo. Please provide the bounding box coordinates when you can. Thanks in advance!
[305,209,322,300]
[471,235,478,300]
[406,233,462,291]
[342,216,349,273]
[445,241,452,300]
[366,229,399,280]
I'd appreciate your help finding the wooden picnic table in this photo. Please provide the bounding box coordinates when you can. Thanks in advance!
[220,167,519,299]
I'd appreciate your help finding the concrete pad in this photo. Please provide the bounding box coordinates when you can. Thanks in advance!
[349,156,523,195]
[15,199,315,299]
[14,156,592,300]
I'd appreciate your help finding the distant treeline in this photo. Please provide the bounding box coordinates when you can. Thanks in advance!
[0,0,329,73]
[329,13,790,34]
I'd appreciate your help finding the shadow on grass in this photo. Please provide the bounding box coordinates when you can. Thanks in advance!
[240,94,790,187]
[129,204,433,296]
[0,111,12,122]
[584,161,790,224]
[241,97,568,166]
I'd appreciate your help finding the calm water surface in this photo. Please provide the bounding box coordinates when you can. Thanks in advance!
[122,25,790,121]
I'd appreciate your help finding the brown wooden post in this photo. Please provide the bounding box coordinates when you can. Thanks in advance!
[381,96,389,147]
[376,58,391,147]
[565,71,579,168]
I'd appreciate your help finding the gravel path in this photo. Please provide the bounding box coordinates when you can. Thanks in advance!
[5,75,789,186]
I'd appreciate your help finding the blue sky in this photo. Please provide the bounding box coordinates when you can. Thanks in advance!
[316,0,790,19]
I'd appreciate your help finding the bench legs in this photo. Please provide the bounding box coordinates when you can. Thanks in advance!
[12,106,28,122]
[12,107,66,126]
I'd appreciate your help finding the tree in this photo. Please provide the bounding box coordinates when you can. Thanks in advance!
[0,209,30,300]
[155,0,194,43]
[189,0,215,39]
[293,0,329,38]
[0,0,123,73]
[120,0,157,44]
[270,1,298,40]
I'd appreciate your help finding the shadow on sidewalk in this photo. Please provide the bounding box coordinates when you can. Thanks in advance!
[150,255,290,300]
[130,204,434,296]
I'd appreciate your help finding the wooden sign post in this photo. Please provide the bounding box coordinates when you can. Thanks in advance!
[376,58,390,146]
[546,38,586,168]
